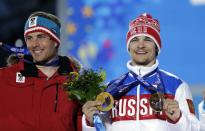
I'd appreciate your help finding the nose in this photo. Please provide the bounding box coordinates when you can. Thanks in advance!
[137,39,145,48]
[30,37,40,47]
[29,39,40,48]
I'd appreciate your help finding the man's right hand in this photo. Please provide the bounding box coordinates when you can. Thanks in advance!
[82,101,102,125]
[0,42,3,46]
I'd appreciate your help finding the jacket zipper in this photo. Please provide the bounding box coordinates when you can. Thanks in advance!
[54,82,59,112]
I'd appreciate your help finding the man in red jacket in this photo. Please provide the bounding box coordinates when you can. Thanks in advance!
[0,11,82,131]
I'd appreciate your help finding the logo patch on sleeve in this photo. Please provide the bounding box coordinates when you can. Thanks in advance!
[186,99,195,114]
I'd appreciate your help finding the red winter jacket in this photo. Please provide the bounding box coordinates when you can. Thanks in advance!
[0,56,82,131]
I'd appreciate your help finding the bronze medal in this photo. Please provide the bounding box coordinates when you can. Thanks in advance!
[149,93,164,112]
[96,92,114,112]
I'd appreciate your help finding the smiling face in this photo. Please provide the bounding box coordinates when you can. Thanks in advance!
[128,36,157,66]
[25,32,58,63]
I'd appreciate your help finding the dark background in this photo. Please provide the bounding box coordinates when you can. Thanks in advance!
[0,0,56,67]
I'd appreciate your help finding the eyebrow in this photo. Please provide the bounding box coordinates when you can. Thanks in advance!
[26,33,47,37]
[131,37,139,41]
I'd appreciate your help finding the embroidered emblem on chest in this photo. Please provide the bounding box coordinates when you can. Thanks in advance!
[16,72,25,83]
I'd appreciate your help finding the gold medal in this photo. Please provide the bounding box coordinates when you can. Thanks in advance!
[96,92,114,112]
[149,93,164,112]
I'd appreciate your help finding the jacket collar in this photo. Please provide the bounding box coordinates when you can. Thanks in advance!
[126,59,159,77]
[20,55,73,77]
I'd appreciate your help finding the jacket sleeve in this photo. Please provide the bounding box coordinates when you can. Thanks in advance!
[166,82,200,131]
[76,104,83,131]
[198,101,205,131]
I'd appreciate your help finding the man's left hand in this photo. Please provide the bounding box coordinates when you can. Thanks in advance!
[163,98,181,122]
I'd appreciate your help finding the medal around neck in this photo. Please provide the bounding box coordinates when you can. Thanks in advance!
[96,92,114,112]
[149,93,164,112]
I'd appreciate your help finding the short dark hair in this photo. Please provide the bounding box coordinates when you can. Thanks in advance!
[28,11,61,28]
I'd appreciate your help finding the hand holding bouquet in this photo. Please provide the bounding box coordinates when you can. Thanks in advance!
[63,69,114,131]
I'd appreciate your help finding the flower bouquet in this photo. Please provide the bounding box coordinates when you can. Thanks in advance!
[63,69,107,104]
[63,69,113,131]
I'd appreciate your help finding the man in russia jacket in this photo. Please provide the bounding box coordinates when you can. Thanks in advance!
[82,13,201,131]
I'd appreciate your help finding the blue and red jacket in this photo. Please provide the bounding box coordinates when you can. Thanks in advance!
[83,60,200,131]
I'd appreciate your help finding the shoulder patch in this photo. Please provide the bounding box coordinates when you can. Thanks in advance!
[186,99,195,114]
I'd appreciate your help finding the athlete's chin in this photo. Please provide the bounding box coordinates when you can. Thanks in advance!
[32,56,45,63]
[133,60,150,66]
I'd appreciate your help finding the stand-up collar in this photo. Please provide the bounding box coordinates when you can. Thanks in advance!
[127,60,159,77]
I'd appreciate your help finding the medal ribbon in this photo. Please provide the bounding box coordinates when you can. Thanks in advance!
[129,68,165,94]
[93,114,106,131]
[23,55,60,66]
[106,68,165,98]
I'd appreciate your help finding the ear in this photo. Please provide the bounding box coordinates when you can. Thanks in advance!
[54,43,58,47]
[127,43,131,52]
[155,44,158,56]
[128,47,130,52]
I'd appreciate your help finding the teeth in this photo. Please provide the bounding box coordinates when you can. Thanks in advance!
[135,50,146,54]
[34,50,41,53]
[33,50,42,54]
[138,51,145,53]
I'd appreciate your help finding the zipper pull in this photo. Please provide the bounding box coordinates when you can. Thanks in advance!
[139,68,142,76]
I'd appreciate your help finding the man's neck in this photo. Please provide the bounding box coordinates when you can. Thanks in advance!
[34,55,59,66]
[35,55,60,78]
[37,65,59,78]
